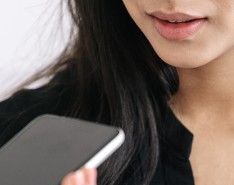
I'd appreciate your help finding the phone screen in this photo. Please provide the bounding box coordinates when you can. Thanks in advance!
[0,115,124,185]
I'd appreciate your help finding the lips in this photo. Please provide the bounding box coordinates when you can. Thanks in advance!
[148,12,207,41]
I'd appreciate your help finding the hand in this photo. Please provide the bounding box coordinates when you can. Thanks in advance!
[61,168,97,185]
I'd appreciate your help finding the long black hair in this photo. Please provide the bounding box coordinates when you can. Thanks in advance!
[19,0,179,184]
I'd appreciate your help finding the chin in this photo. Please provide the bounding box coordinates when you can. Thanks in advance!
[161,56,210,69]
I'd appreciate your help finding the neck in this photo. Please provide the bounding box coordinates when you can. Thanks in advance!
[170,51,234,126]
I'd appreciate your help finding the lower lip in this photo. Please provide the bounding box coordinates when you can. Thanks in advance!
[152,17,206,41]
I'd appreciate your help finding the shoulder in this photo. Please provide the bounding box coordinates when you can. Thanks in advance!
[0,69,71,147]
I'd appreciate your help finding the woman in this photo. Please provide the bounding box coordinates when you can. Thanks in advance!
[1,0,233,184]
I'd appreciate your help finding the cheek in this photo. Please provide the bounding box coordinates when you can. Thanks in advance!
[122,0,146,24]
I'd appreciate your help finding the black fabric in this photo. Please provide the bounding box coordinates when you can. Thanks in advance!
[149,107,194,185]
[0,73,195,185]
[0,70,72,148]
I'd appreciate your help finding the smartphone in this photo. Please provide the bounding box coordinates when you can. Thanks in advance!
[0,114,125,185]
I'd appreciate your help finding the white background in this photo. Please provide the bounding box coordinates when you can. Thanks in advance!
[0,0,70,100]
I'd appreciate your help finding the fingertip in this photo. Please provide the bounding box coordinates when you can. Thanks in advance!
[61,172,79,185]
[61,168,97,185]
[75,168,97,185]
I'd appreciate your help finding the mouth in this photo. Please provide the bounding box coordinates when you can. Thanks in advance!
[164,19,198,24]
[149,11,206,23]
[147,12,207,41]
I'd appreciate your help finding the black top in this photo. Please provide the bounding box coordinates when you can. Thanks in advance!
[0,72,195,185]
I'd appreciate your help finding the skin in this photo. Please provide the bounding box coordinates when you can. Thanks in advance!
[122,0,234,185]
[63,0,234,184]
[61,168,97,185]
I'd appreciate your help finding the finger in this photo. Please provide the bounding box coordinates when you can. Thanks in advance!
[61,168,97,185]
[80,168,97,185]
[61,171,85,185]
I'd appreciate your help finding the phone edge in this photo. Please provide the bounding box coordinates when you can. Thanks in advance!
[83,129,125,169]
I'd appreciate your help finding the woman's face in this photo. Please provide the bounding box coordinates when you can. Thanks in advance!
[122,0,234,68]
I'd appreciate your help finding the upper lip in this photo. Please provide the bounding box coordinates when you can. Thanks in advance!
[147,11,205,22]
